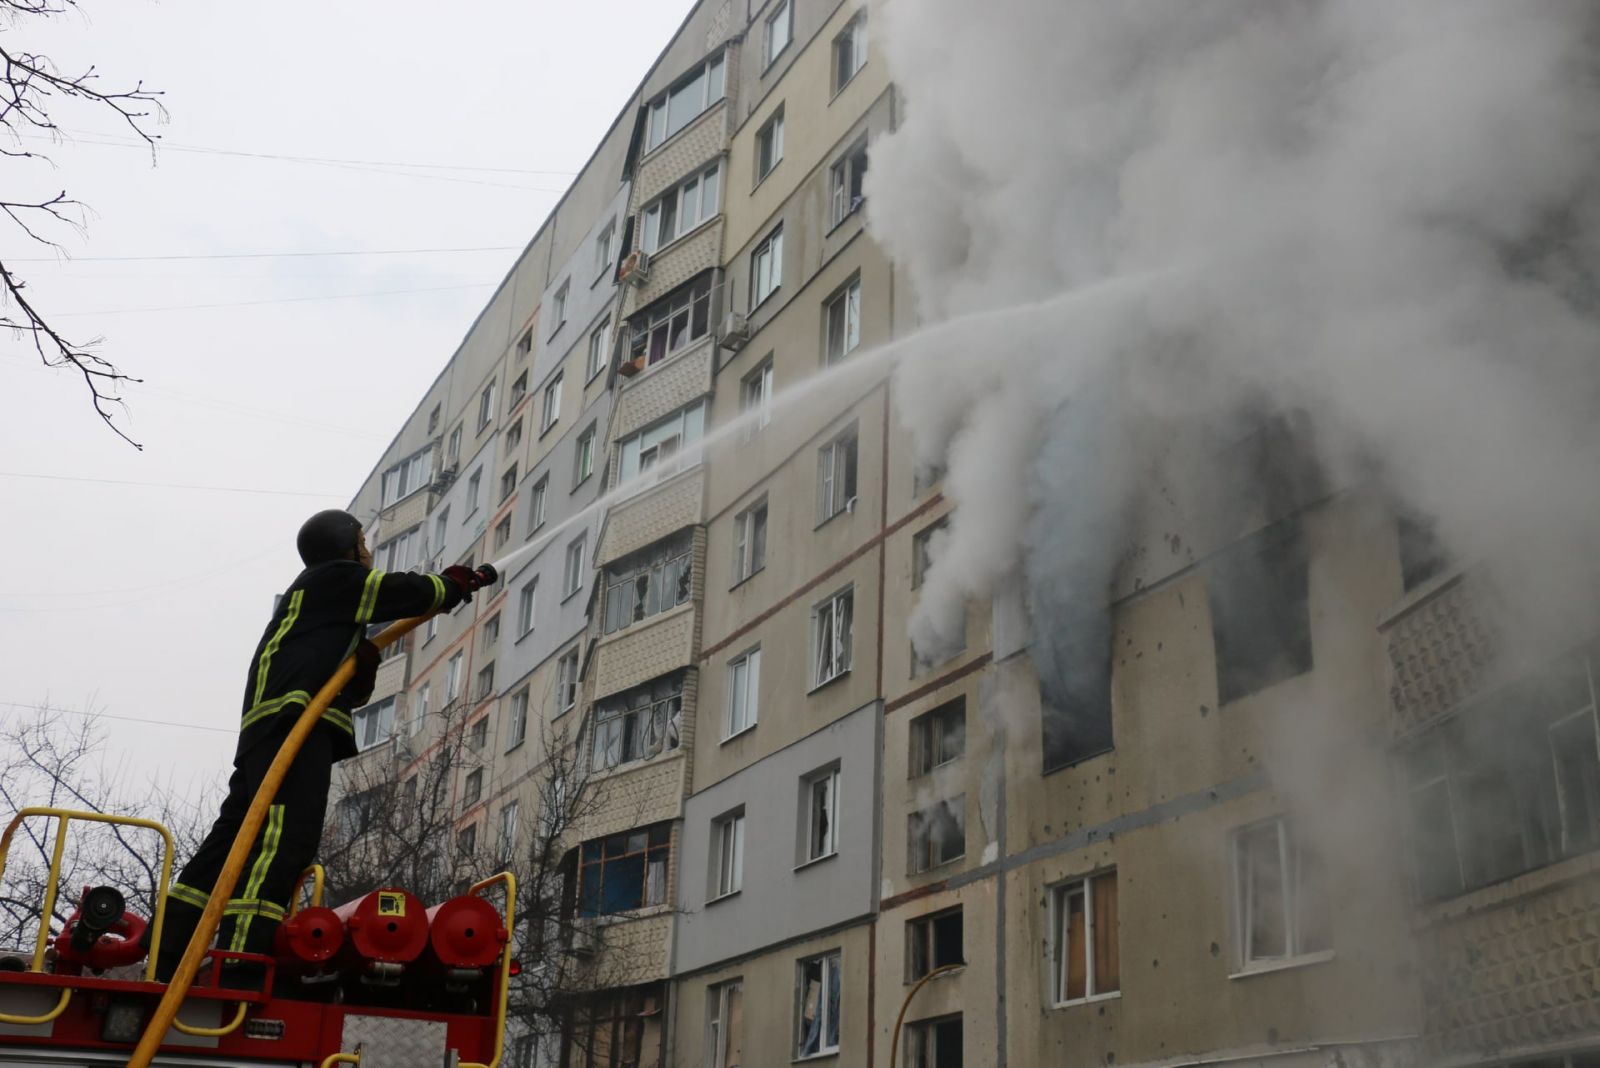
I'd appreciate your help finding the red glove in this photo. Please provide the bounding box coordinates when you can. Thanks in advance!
[338,639,381,708]
[442,565,481,600]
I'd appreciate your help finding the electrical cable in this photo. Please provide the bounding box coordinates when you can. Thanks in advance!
[0,471,346,497]
[50,281,497,317]
[0,699,237,736]
[6,245,521,263]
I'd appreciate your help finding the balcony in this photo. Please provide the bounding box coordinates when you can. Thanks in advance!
[1380,573,1502,736]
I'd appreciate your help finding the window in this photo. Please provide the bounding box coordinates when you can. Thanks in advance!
[712,809,745,898]
[494,516,512,550]
[511,1035,535,1068]
[905,1016,962,1068]
[483,613,501,646]
[573,989,657,1068]
[909,797,965,873]
[1209,518,1312,703]
[377,526,422,573]
[911,698,965,777]
[803,766,841,863]
[498,800,519,864]
[508,687,529,749]
[907,908,963,981]
[627,275,714,367]
[733,499,768,584]
[602,532,693,634]
[812,588,854,687]
[795,951,841,1058]
[641,162,722,253]
[577,822,671,915]
[353,697,396,751]
[588,317,611,380]
[425,613,439,643]
[466,468,483,514]
[509,371,528,407]
[476,662,495,701]
[556,647,580,713]
[912,518,948,590]
[517,579,537,636]
[619,401,705,484]
[816,427,858,523]
[540,373,563,433]
[1232,818,1329,968]
[469,716,489,753]
[432,506,451,554]
[708,980,744,1068]
[500,464,518,504]
[833,14,868,92]
[592,675,681,771]
[457,823,477,858]
[740,358,773,437]
[529,477,548,530]
[412,682,430,737]
[515,328,532,360]
[381,447,434,507]
[551,280,569,332]
[563,535,586,598]
[594,218,616,280]
[506,418,523,450]
[1398,512,1450,592]
[428,404,441,432]
[829,140,869,226]
[478,380,497,431]
[750,225,783,308]
[446,652,464,701]
[447,425,463,464]
[1039,614,1113,773]
[1052,871,1120,1004]
[463,767,484,805]
[765,0,792,66]
[644,51,726,152]
[726,648,761,738]
[756,107,784,182]
[574,425,596,487]
[1401,651,1600,901]
[824,276,862,362]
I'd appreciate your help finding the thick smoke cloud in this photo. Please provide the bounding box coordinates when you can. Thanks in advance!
[870,0,1600,662]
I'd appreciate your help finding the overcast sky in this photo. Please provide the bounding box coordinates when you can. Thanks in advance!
[0,0,694,802]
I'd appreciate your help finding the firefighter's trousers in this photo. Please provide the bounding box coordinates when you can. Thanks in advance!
[154,725,332,981]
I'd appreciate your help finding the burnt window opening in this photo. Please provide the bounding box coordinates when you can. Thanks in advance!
[1222,409,1326,525]
[1397,512,1451,593]
[1038,614,1113,774]
[577,823,672,917]
[907,907,964,981]
[1208,517,1313,705]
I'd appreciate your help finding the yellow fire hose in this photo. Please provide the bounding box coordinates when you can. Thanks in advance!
[127,612,428,1068]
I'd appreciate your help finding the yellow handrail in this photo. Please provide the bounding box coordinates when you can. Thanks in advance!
[172,1000,249,1037]
[457,870,517,1068]
[288,863,326,917]
[128,612,430,1068]
[0,807,176,982]
[0,987,71,1026]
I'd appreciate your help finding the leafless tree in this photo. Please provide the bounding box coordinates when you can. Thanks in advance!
[2,0,164,447]
[0,706,209,954]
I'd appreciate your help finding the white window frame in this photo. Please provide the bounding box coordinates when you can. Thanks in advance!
[433,507,450,554]
[1232,817,1328,970]
[563,535,586,599]
[556,647,580,714]
[509,687,529,750]
[765,0,792,67]
[627,275,713,368]
[910,698,965,777]
[529,477,548,530]
[498,800,519,864]
[750,224,784,309]
[476,662,495,702]
[733,498,768,585]
[712,809,745,899]
[824,277,862,363]
[505,417,523,450]
[740,358,774,438]
[794,950,841,1058]
[593,219,616,281]
[833,14,868,93]
[642,162,722,254]
[803,766,841,863]
[463,767,484,805]
[515,328,532,360]
[574,425,596,487]
[550,280,569,333]
[377,526,422,573]
[517,579,537,636]
[412,682,430,738]
[619,400,706,484]
[811,587,854,688]
[708,979,744,1068]
[446,652,464,701]
[590,679,681,771]
[829,139,869,227]
[587,317,611,381]
[447,424,462,464]
[381,447,434,507]
[466,468,483,516]
[1052,870,1120,1006]
[540,373,563,433]
[726,647,761,739]
[353,697,397,752]
[756,107,784,183]
[644,51,726,153]
[478,380,497,431]
[500,463,518,505]
[816,427,858,524]
[907,796,965,874]
[905,1015,961,1068]
[509,370,528,407]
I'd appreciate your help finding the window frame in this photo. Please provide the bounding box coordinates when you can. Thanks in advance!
[816,425,859,525]
[508,686,530,751]
[750,224,784,310]
[1051,869,1121,1006]
[619,400,705,485]
[601,532,694,634]
[765,0,793,68]
[550,280,569,335]
[711,808,746,900]
[905,1014,962,1068]
[446,652,464,701]
[465,468,483,516]
[832,13,869,94]
[540,372,563,434]
[641,162,722,254]
[563,535,586,599]
[353,696,397,752]
[509,370,528,408]
[380,446,434,508]
[732,497,768,585]
[811,587,855,689]
[556,647,580,714]
[823,275,862,364]
[627,274,714,368]
[725,646,761,740]
[756,106,785,184]
[740,357,774,439]
[906,907,964,982]
[707,978,745,1068]
[829,139,869,227]
[499,463,518,505]
[1230,817,1331,971]
[576,822,672,917]
[475,661,495,703]
[591,675,682,772]
[529,476,548,531]
[643,51,727,154]
[463,767,484,806]
[794,949,842,1059]
[477,380,497,431]
[497,799,519,864]
[907,796,965,875]
[593,219,616,282]
[517,578,537,636]
[574,424,597,488]
[910,697,966,778]
[802,765,841,865]
[587,316,611,381]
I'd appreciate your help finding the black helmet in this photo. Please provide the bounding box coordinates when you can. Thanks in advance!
[297,510,364,566]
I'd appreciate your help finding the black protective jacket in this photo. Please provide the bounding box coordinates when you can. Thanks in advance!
[236,561,463,763]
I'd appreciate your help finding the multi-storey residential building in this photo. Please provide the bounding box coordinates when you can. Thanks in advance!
[328,4,1600,1068]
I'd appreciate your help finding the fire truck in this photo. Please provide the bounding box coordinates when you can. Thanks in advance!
[0,807,516,1067]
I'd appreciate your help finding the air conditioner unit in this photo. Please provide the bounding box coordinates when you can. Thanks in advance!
[719,312,750,350]
[567,918,600,958]
[620,249,652,287]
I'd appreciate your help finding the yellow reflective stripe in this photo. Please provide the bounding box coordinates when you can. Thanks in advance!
[168,883,210,909]
[355,570,386,624]
[231,804,284,952]
[223,898,286,921]
[428,574,447,612]
[252,590,304,707]
[240,690,311,731]
[325,707,354,734]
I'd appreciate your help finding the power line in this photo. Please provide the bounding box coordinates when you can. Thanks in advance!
[7,245,521,263]
[51,281,497,317]
[0,471,346,498]
[0,699,236,736]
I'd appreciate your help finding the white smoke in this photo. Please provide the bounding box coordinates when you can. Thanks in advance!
[871,0,1600,662]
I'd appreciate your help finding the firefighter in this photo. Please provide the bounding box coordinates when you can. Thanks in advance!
[151,509,489,985]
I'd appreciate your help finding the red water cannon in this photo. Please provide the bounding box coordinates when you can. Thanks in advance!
[53,885,147,975]
[332,888,429,985]
[273,905,344,974]
[423,895,508,972]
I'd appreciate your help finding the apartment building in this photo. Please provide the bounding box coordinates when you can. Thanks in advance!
[328,2,1600,1067]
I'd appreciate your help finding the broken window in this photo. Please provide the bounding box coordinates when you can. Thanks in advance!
[1208,517,1313,704]
[910,697,966,777]
[1231,818,1329,967]
[795,950,841,1058]
[905,1014,961,1068]
[908,797,965,874]
[602,532,694,634]
[577,823,671,916]
[907,907,964,981]
[572,984,661,1068]
[591,674,683,772]
[812,588,854,686]
[708,979,744,1068]
[1037,612,1113,773]
[803,766,841,863]
[627,274,714,367]
[817,426,859,523]
[712,809,745,899]
[1052,870,1119,1004]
